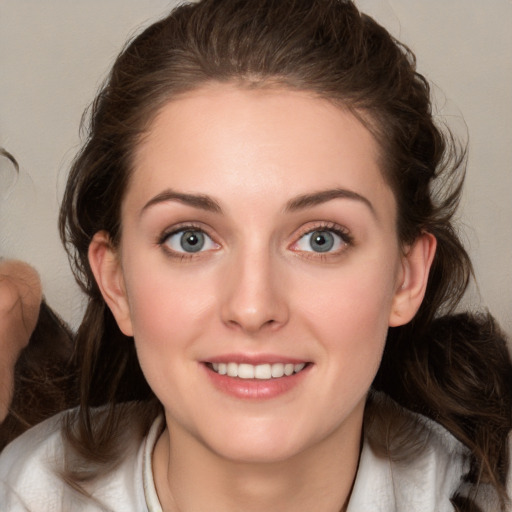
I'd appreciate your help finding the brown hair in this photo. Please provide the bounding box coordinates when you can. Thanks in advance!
[59,0,512,507]
[0,300,76,450]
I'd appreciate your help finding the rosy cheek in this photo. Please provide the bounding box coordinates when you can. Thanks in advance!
[127,276,211,341]
[300,271,393,340]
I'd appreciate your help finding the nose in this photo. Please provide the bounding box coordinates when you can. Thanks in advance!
[220,247,289,334]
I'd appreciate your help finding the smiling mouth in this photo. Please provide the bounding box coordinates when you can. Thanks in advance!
[206,362,307,380]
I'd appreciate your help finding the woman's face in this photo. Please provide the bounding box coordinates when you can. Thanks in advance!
[97,84,427,463]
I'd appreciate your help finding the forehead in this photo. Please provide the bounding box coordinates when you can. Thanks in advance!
[128,84,395,219]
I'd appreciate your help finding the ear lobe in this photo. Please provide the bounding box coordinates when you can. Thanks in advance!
[389,232,437,327]
[88,231,133,336]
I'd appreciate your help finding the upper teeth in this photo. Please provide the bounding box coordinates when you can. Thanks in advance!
[211,362,306,380]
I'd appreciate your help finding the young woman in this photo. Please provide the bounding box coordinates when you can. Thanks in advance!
[0,1,510,510]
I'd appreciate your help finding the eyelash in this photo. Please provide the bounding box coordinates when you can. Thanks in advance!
[157,223,218,260]
[290,222,354,260]
[157,221,353,261]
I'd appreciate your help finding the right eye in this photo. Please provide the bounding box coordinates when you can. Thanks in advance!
[162,229,218,254]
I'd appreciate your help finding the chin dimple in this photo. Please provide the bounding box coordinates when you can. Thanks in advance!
[208,362,306,380]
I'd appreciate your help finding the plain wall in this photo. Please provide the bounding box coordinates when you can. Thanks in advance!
[1,0,511,337]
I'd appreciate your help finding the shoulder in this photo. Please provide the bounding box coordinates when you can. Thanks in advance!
[0,408,64,480]
[0,410,69,510]
[0,404,158,511]
[348,392,471,512]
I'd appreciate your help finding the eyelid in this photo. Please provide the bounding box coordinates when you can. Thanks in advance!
[158,223,220,257]
[289,221,353,255]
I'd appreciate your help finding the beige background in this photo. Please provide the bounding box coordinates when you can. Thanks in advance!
[1,1,511,337]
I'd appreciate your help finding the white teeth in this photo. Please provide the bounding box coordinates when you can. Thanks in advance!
[210,361,307,380]
[227,362,238,377]
[271,363,284,378]
[254,364,271,379]
[238,364,254,379]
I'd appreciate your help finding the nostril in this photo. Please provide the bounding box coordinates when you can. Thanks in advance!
[220,277,290,332]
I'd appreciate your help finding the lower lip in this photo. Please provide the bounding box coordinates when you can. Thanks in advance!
[202,364,310,400]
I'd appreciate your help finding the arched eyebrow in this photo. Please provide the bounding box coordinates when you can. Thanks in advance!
[284,188,376,216]
[140,189,222,216]
[140,187,375,217]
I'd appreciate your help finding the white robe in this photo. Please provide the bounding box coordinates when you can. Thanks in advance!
[0,396,505,511]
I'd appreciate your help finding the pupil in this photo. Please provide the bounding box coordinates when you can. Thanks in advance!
[180,231,204,253]
[311,231,334,252]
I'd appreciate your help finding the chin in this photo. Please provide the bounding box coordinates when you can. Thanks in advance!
[199,419,321,465]
[212,441,302,465]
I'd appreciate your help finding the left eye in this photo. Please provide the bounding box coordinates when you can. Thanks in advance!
[163,229,217,253]
[294,230,346,253]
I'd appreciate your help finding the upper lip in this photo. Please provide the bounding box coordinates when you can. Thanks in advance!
[204,354,310,365]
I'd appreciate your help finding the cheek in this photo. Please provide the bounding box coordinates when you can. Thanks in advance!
[302,257,398,333]
[124,264,218,353]
[123,272,208,403]
[296,256,399,374]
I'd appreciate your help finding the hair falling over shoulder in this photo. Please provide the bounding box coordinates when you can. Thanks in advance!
[58,0,512,507]
[374,313,512,509]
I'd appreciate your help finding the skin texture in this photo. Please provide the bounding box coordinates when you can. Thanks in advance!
[0,260,42,422]
[90,85,435,512]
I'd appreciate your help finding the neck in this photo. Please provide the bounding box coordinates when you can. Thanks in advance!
[153,413,362,512]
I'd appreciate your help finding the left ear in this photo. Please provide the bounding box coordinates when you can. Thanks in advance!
[389,232,437,327]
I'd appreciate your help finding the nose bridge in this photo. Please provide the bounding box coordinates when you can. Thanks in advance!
[220,238,288,333]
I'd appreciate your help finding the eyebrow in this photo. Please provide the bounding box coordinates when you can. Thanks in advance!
[141,189,222,216]
[140,187,375,217]
[284,188,376,216]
